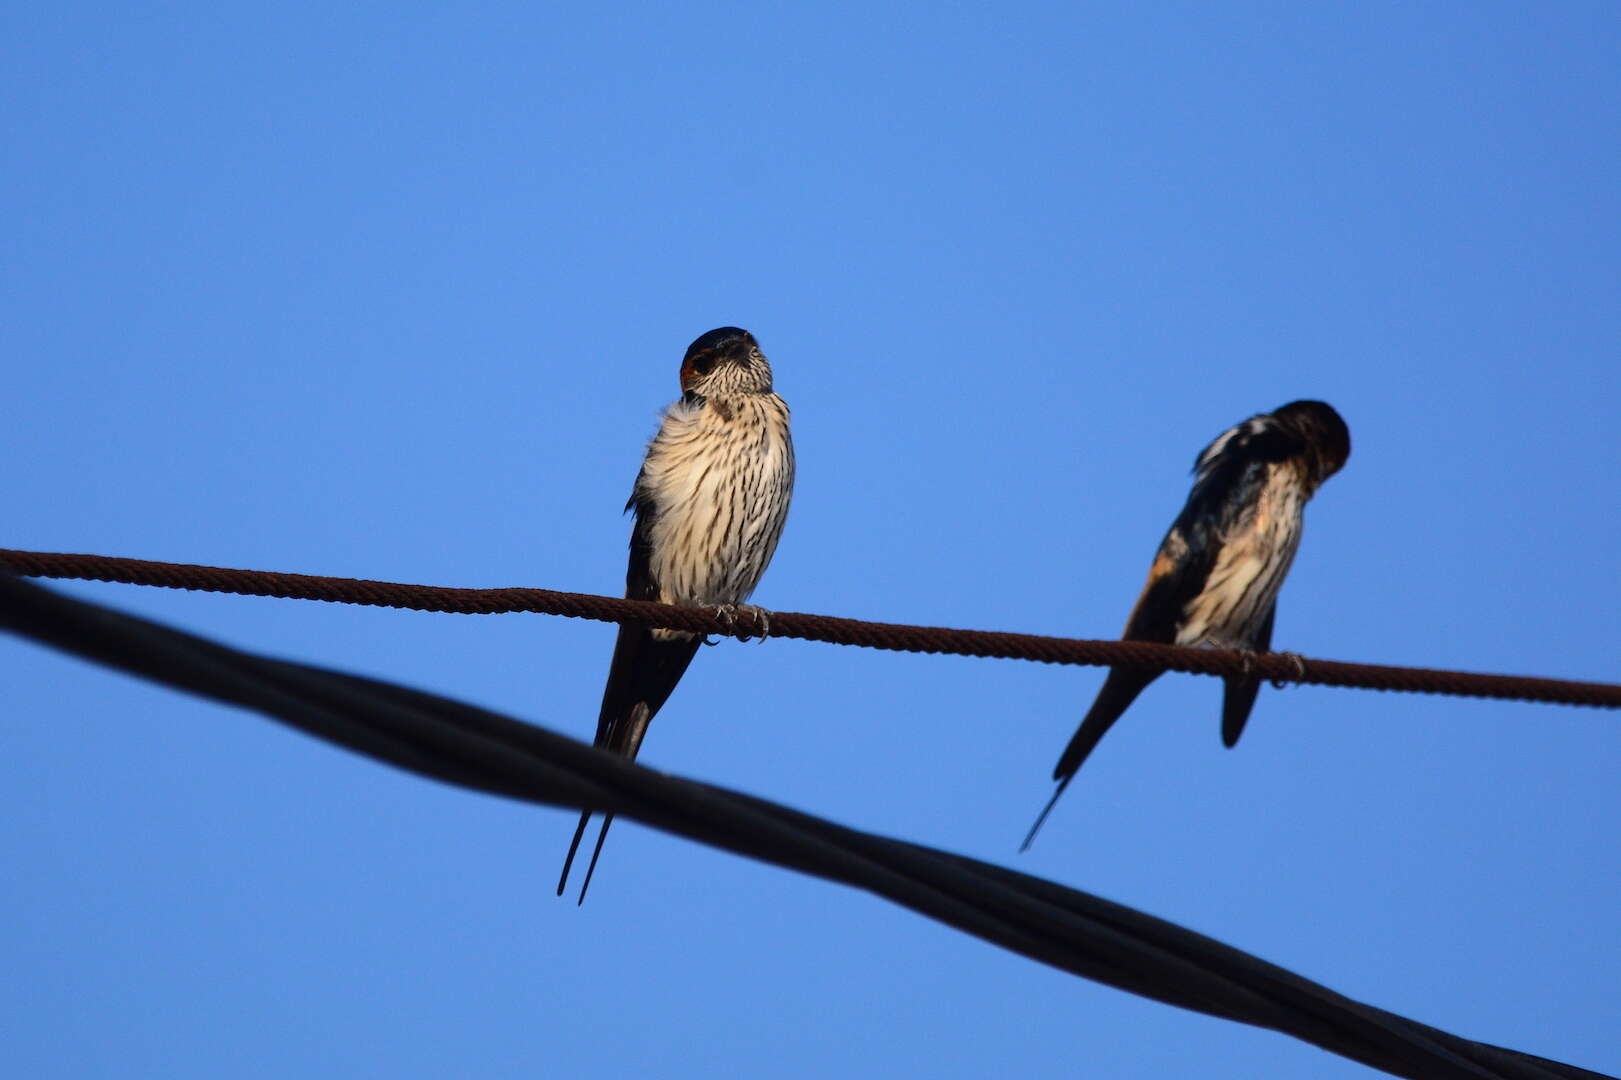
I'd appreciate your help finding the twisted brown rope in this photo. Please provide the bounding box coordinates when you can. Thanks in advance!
[2,548,1616,709]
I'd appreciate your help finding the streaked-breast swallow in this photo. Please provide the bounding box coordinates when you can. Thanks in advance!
[559,327,795,901]
[1024,400,1350,849]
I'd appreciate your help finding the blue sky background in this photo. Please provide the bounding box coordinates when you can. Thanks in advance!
[3,3,1617,1077]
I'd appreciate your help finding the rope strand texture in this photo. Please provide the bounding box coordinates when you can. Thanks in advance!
[1,548,1615,709]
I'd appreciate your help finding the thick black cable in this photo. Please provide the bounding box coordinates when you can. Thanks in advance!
[0,574,1611,1080]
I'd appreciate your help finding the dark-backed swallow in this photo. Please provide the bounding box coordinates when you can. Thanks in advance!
[558,327,795,902]
[1023,400,1350,849]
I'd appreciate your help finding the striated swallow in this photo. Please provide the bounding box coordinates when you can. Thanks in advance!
[1024,400,1350,849]
[558,327,795,902]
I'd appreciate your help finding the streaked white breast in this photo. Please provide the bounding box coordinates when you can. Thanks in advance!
[638,393,794,608]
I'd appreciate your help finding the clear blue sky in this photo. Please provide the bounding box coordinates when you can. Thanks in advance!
[3,4,1617,1077]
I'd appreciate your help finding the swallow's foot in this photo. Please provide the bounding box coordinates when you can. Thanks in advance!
[711,603,771,642]
[700,605,730,647]
[1271,651,1308,689]
[1237,648,1259,679]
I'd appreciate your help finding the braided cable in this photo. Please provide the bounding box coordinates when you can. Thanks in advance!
[0,548,1614,709]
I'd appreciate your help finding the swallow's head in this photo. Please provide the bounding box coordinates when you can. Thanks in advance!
[680,326,772,395]
[1273,400,1351,487]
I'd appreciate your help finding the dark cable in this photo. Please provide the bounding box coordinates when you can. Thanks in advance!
[0,574,1612,1080]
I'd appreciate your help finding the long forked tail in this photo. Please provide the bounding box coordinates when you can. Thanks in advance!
[557,811,617,904]
[1021,775,1074,852]
[559,626,701,902]
[1021,667,1159,851]
[557,809,593,897]
[577,814,616,905]
[1052,668,1158,780]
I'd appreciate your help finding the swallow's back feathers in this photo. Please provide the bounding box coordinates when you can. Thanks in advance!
[1137,401,1346,650]
[1110,419,1291,650]
[1025,401,1349,849]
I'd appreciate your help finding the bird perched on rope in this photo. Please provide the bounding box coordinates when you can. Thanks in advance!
[559,327,795,902]
[1023,400,1350,850]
